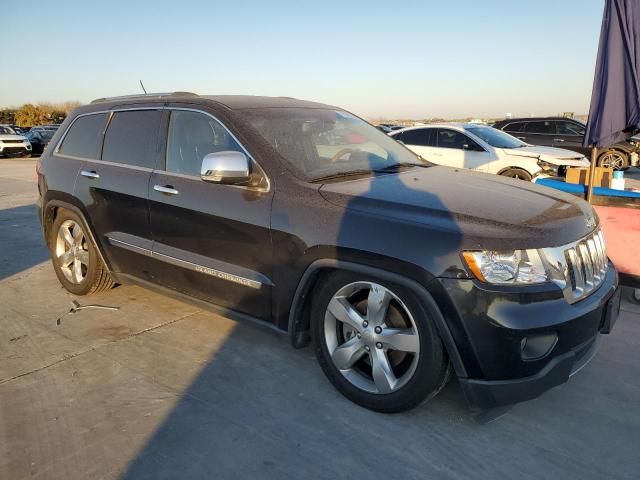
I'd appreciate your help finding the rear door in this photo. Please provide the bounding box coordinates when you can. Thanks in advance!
[147,108,274,320]
[552,120,589,156]
[399,128,437,160]
[521,120,556,147]
[74,108,162,276]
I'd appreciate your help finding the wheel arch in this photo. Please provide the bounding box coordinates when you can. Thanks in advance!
[42,193,113,274]
[287,258,468,378]
[496,165,535,177]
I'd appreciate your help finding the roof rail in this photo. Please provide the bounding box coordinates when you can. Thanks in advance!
[90,92,199,104]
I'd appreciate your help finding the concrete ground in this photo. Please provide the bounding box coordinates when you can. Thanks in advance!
[1,158,639,480]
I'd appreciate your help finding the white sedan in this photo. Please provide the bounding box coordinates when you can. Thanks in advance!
[389,123,590,180]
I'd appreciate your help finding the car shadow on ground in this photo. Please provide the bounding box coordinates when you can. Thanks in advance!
[119,314,472,480]
[0,204,49,280]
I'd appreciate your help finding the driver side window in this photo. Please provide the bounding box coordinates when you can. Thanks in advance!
[166,111,244,176]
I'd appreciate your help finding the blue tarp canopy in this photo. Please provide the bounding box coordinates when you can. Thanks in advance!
[584,0,640,148]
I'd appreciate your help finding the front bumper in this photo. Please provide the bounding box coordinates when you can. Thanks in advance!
[435,264,619,410]
[0,144,31,156]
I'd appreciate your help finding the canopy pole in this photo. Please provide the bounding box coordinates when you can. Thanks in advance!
[586,146,598,203]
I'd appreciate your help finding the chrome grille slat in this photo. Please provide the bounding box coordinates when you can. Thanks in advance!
[543,228,608,304]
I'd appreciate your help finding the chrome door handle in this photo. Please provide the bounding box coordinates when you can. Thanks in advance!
[517,136,526,140]
[154,185,179,195]
[554,138,565,142]
[80,170,100,179]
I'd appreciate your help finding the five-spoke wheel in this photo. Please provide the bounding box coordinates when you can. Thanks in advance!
[312,272,450,413]
[55,219,90,284]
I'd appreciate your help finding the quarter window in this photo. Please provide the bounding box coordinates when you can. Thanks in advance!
[101,110,162,168]
[503,122,524,133]
[58,113,108,159]
[166,110,244,176]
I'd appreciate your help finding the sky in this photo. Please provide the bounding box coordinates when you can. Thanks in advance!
[0,0,605,119]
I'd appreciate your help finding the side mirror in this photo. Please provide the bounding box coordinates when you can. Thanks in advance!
[201,151,251,184]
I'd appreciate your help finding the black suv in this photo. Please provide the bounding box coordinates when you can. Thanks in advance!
[37,94,620,414]
[493,116,639,170]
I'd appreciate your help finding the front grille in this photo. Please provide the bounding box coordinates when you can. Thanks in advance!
[558,229,608,303]
[2,139,23,144]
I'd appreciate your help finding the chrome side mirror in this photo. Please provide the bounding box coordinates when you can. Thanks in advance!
[201,151,250,184]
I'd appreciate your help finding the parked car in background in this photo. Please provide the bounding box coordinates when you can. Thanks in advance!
[25,128,55,155]
[0,126,31,157]
[390,123,589,180]
[37,93,619,414]
[492,117,639,170]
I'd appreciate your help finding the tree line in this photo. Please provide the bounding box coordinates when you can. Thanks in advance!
[0,101,81,127]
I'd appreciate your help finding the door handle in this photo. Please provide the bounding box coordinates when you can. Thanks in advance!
[517,136,527,140]
[80,170,100,179]
[554,138,565,142]
[154,184,179,195]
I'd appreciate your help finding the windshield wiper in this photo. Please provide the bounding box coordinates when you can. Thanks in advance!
[311,169,376,183]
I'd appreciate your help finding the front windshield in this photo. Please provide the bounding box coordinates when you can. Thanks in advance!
[242,108,425,180]
[0,126,15,135]
[465,125,526,149]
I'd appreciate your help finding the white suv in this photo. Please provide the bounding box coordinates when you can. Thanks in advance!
[0,125,32,158]
[390,123,589,180]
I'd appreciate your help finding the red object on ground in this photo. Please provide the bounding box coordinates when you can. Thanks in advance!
[594,205,640,275]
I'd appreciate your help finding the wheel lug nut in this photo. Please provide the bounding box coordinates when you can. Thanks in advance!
[363,321,369,328]
[356,333,361,338]
[374,326,382,334]
[376,342,383,349]
[364,345,370,352]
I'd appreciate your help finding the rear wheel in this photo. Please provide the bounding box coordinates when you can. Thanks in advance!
[49,208,114,295]
[311,271,450,413]
[598,150,629,170]
[500,168,532,181]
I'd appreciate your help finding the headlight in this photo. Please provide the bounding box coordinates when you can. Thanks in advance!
[462,249,549,284]
[537,159,559,173]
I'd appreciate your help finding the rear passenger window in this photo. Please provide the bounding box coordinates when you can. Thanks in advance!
[101,110,162,168]
[166,110,244,176]
[525,121,554,134]
[58,113,108,159]
[401,128,434,146]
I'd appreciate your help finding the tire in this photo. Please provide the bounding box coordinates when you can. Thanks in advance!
[499,168,532,181]
[48,208,114,295]
[598,150,629,171]
[311,271,450,413]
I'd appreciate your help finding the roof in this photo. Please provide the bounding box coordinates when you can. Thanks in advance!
[494,117,581,123]
[88,92,335,110]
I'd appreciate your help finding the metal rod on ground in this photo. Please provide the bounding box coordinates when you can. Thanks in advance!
[586,146,598,203]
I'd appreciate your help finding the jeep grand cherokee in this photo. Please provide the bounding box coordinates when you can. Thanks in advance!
[36,93,620,413]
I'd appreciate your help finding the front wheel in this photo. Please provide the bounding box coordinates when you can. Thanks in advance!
[311,271,450,413]
[598,150,629,170]
[499,168,533,181]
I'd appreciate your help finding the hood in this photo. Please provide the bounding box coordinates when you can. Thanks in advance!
[500,146,589,167]
[0,134,27,141]
[319,166,596,250]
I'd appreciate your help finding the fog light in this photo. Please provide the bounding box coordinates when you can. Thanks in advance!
[520,333,558,361]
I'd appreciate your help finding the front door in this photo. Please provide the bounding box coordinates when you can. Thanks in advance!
[148,108,274,320]
[553,120,589,156]
[433,128,489,171]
